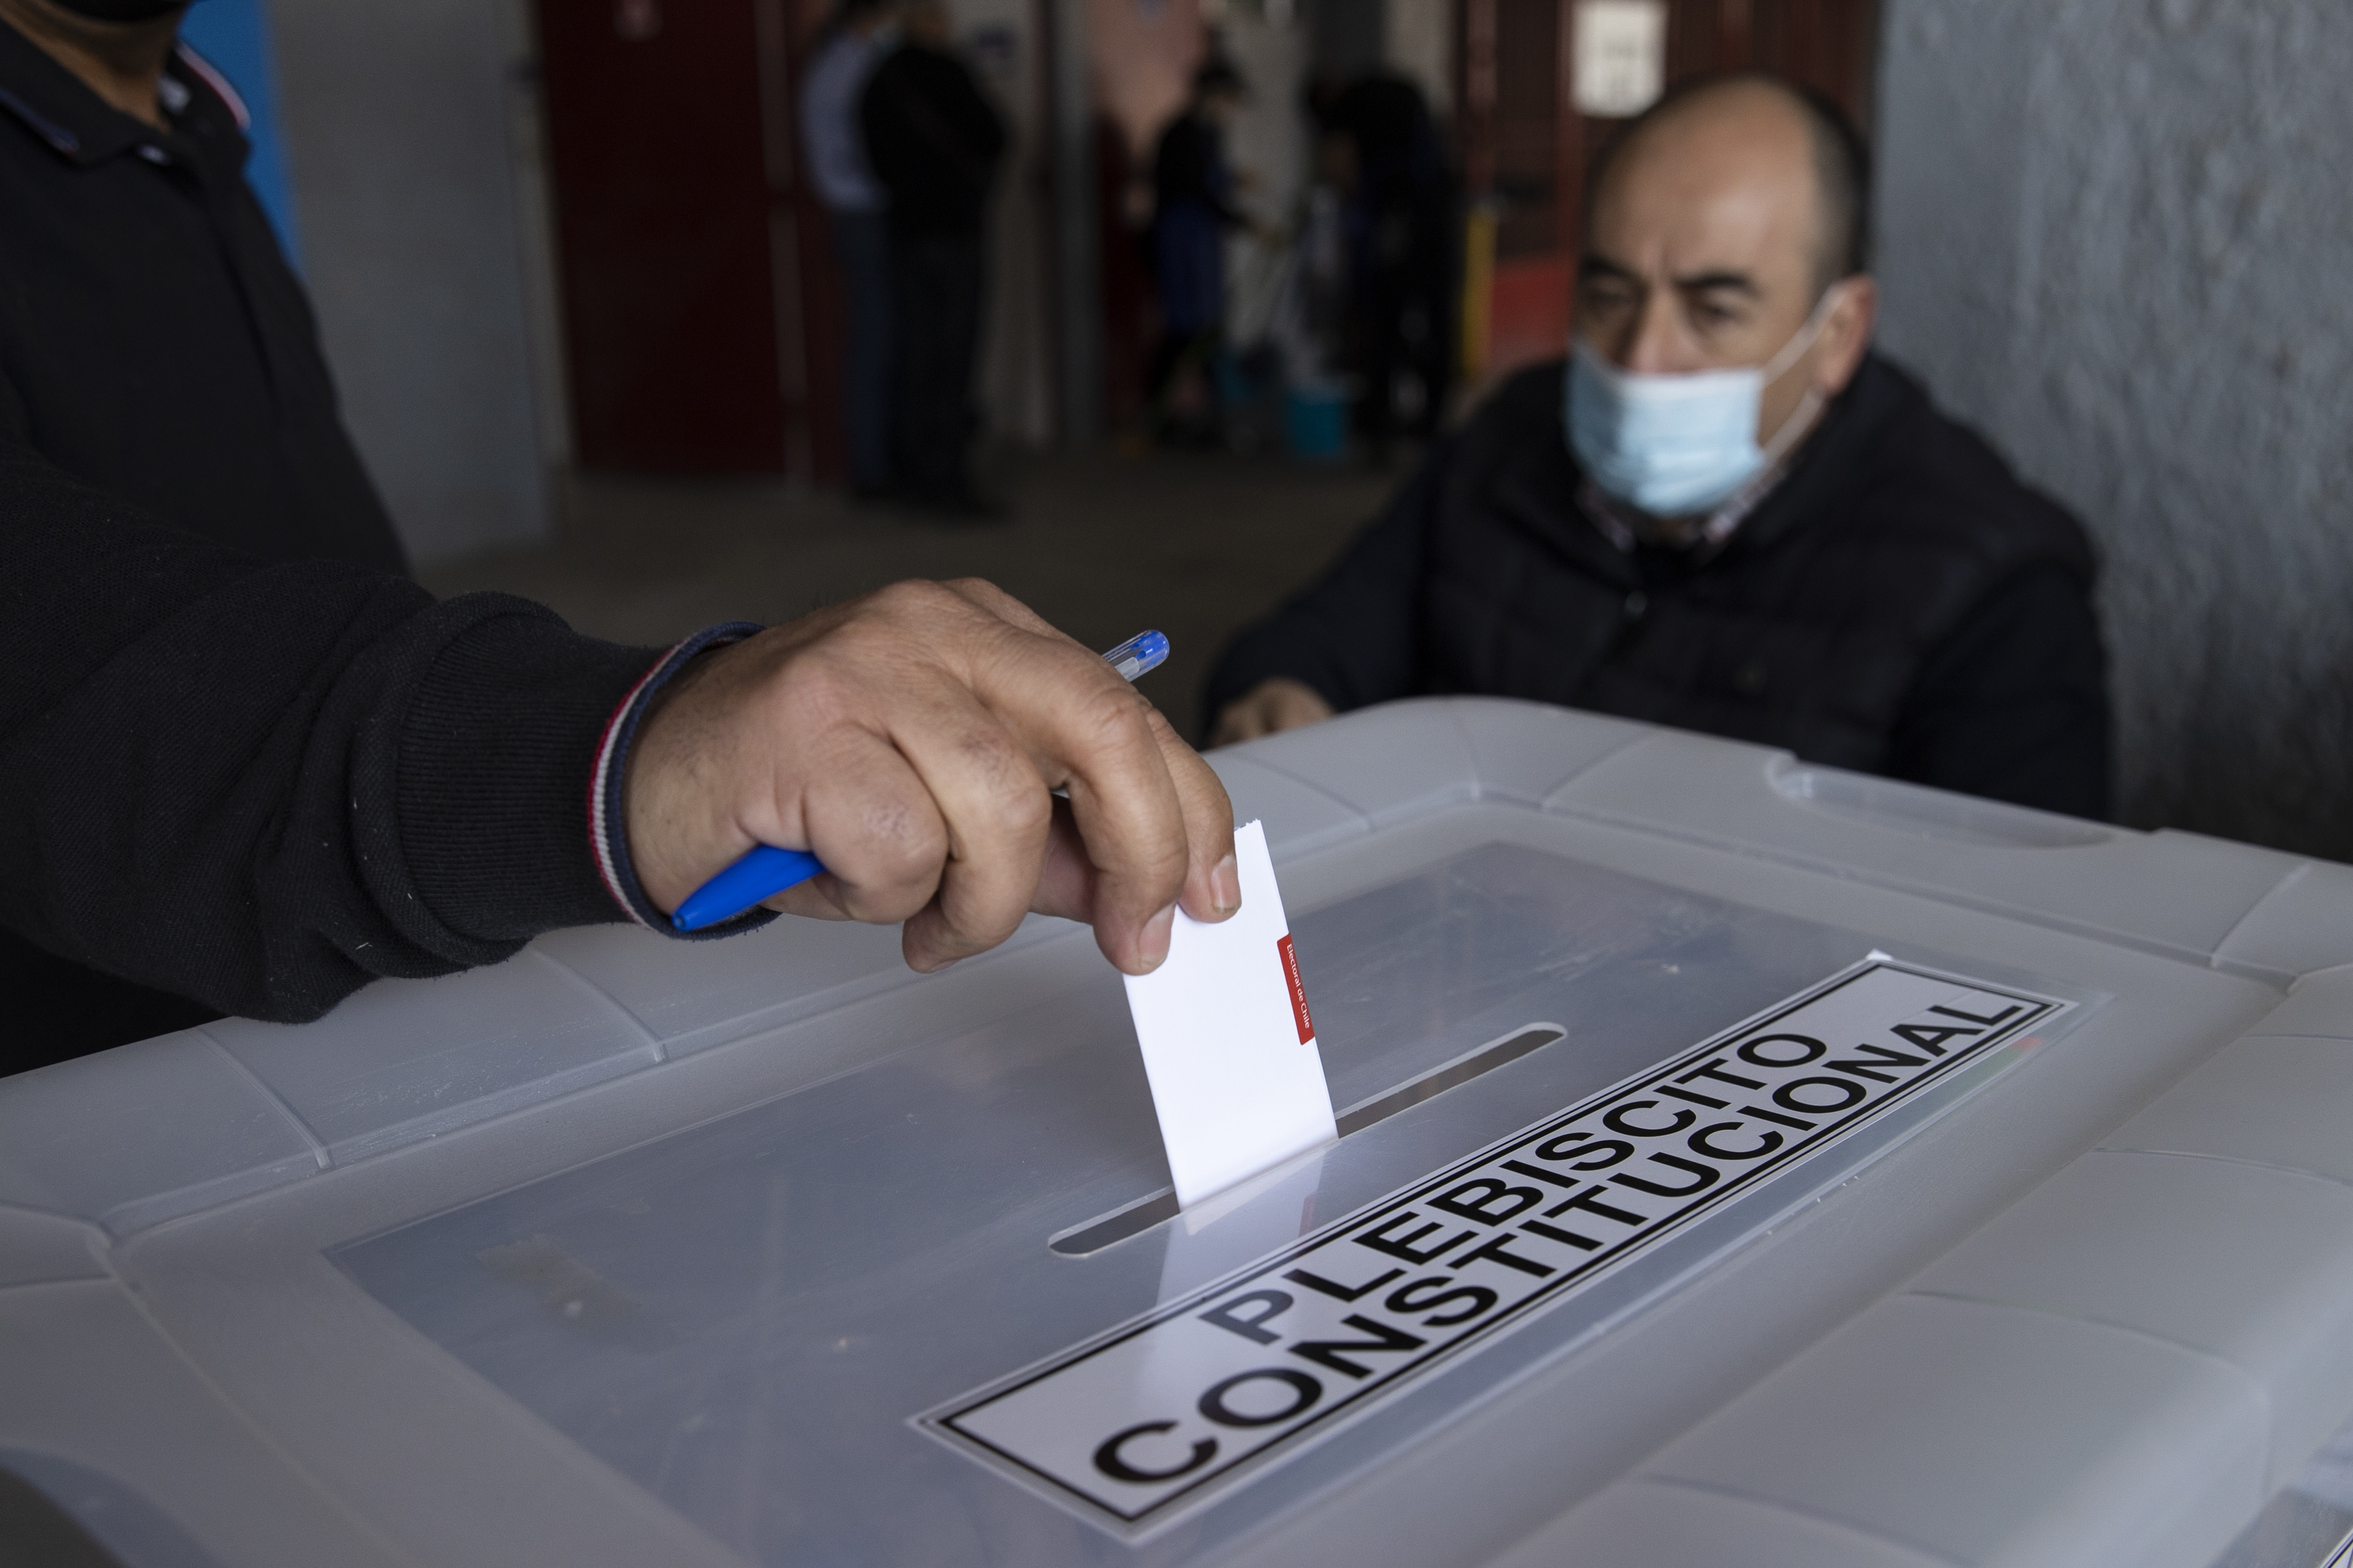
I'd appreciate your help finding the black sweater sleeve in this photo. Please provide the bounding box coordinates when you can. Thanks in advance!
[1203,442,1449,733]
[0,438,660,1024]
[1884,561,2112,820]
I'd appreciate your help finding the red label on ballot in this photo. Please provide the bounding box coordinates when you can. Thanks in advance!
[1277,934,1313,1044]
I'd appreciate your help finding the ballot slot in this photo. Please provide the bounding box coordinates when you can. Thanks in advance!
[1334,1024,1569,1137]
[1049,1023,1570,1257]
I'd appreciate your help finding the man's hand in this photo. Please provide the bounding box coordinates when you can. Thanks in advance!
[1210,677,1336,747]
[625,580,1240,976]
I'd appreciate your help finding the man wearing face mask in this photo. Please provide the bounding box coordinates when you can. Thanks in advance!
[0,0,408,1042]
[1206,75,2108,819]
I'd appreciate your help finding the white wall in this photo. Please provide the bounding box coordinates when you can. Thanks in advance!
[1224,6,1310,220]
[1384,0,1451,115]
[1306,0,1382,79]
[1219,5,1310,349]
[1874,0,2353,858]
[955,0,1059,446]
[269,0,557,563]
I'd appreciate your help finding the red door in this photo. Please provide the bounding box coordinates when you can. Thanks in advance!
[536,0,843,476]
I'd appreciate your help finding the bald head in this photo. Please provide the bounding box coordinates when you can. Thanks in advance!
[1589,75,1868,297]
[1570,74,1881,501]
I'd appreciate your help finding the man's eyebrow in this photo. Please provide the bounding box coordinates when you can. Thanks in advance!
[1673,270,1761,297]
[1577,255,1639,284]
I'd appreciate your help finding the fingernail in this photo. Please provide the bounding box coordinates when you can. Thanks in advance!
[1138,903,1177,971]
[1211,854,1241,916]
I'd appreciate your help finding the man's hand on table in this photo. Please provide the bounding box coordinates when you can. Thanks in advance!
[1209,677,1337,747]
[624,579,1240,976]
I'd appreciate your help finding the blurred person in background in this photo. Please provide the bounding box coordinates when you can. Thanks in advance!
[1208,76,2110,819]
[1310,70,1457,461]
[801,0,901,501]
[1146,56,1250,446]
[0,0,410,1047]
[861,0,1005,518]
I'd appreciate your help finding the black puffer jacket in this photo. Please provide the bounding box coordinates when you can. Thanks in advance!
[1209,354,2110,817]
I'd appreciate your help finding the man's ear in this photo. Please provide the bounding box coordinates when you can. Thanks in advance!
[1813,275,1879,397]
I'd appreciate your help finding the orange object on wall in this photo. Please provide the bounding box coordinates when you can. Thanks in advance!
[1486,256,1572,372]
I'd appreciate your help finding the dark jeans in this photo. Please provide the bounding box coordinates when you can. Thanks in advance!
[891,231,985,504]
[830,208,894,492]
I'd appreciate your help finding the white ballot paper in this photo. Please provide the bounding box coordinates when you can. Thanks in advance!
[1123,819,1337,1208]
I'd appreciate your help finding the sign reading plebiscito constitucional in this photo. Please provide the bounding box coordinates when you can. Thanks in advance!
[920,960,2067,1535]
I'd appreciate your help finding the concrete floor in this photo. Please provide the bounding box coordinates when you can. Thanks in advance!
[420,448,1397,741]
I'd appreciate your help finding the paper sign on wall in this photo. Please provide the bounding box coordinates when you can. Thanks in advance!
[1123,821,1337,1209]
[1574,0,1667,118]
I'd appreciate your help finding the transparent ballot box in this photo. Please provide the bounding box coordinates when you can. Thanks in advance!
[1,698,2349,1568]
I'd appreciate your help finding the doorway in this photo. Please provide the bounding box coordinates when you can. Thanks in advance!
[534,0,844,478]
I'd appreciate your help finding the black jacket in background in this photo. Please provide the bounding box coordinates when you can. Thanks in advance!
[0,20,405,572]
[860,42,1005,237]
[0,440,653,1074]
[1152,110,1243,224]
[1209,354,2112,819]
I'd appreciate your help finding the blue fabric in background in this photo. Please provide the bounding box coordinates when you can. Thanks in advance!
[177,0,301,265]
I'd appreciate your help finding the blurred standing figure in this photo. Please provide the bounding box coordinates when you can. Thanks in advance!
[1313,71,1457,458]
[801,0,900,499]
[1147,58,1249,442]
[861,0,1004,516]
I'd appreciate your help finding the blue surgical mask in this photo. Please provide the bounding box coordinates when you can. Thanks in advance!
[1565,290,1838,518]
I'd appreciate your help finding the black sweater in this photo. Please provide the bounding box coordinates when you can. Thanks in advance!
[0,442,655,1071]
[1209,356,2112,818]
[0,21,435,1061]
[0,20,406,572]
[1152,111,1243,224]
[859,43,1004,237]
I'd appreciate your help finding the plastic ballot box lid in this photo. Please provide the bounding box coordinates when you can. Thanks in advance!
[2,698,2352,1568]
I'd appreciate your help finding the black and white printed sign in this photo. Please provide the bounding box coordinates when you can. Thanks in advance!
[921,960,2066,1534]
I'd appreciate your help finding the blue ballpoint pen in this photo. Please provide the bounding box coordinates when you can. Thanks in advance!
[669,630,1173,932]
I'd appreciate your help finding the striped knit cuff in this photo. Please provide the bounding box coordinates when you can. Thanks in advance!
[588,620,774,937]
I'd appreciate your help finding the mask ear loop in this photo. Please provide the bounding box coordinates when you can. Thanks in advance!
[1755,280,1851,463]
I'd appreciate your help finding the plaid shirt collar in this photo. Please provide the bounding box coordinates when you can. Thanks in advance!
[1576,457,1790,564]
